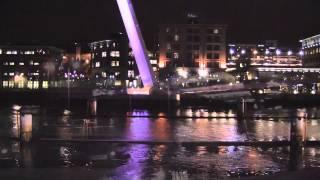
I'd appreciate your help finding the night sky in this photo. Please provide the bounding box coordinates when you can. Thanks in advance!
[0,0,320,50]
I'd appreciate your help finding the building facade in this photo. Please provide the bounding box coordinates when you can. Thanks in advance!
[159,22,227,70]
[90,33,158,89]
[227,43,303,68]
[301,34,320,67]
[0,46,63,89]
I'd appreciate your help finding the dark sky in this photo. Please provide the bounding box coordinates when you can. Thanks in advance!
[0,0,320,50]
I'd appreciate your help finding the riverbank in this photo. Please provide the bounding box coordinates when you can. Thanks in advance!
[241,168,320,180]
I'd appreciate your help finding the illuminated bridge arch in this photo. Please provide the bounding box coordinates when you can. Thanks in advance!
[116,0,155,94]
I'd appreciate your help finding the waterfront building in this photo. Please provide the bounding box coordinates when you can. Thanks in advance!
[158,14,227,71]
[301,34,320,67]
[227,42,303,68]
[90,33,158,89]
[0,46,63,89]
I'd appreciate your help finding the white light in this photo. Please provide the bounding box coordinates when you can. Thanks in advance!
[253,50,258,55]
[241,49,246,54]
[288,50,293,56]
[276,49,281,56]
[265,49,270,55]
[229,49,235,55]
[299,50,304,56]
[198,69,208,78]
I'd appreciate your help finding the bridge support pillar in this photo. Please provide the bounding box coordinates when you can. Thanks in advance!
[289,117,306,171]
[89,98,97,116]
[20,113,33,143]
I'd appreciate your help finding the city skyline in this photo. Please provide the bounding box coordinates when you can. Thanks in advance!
[0,0,320,49]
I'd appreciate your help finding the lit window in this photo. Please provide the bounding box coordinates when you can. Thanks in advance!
[173,52,179,59]
[110,51,120,57]
[102,72,107,78]
[33,81,39,89]
[33,62,40,66]
[102,52,107,57]
[128,70,135,78]
[111,61,120,67]
[19,62,24,66]
[2,81,8,88]
[214,29,219,34]
[6,51,17,55]
[150,60,157,65]
[9,62,15,66]
[113,42,116,48]
[9,72,14,76]
[115,80,122,86]
[42,81,49,89]
[174,35,180,42]
[115,72,120,76]
[9,81,14,88]
[153,67,157,72]
[3,73,8,76]
[95,62,101,68]
[25,51,34,55]
[27,81,33,89]
[3,62,8,66]
[0,49,2,54]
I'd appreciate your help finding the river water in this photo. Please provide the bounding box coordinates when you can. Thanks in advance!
[1,104,320,179]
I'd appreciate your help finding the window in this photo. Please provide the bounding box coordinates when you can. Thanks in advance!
[174,35,180,42]
[165,27,170,33]
[9,62,15,66]
[193,36,200,42]
[25,51,34,55]
[102,52,107,57]
[214,45,221,51]
[166,43,172,50]
[3,73,8,76]
[166,52,172,58]
[214,29,219,34]
[2,81,8,88]
[214,36,221,43]
[6,51,17,55]
[193,45,200,50]
[207,53,213,59]
[187,35,193,41]
[150,60,157,65]
[42,81,49,89]
[115,81,122,86]
[193,53,199,59]
[173,52,179,59]
[0,49,2,54]
[3,62,8,66]
[207,45,213,51]
[33,81,39,89]
[111,61,120,67]
[95,61,101,68]
[110,51,120,57]
[9,72,14,76]
[214,53,220,59]
[19,62,24,66]
[128,70,135,78]
[33,62,40,66]
[9,81,14,88]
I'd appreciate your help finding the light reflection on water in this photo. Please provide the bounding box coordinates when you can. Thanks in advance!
[2,105,320,178]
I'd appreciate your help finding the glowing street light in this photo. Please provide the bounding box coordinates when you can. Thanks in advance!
[253,50,258,55]
[229,49,235,55]
[287,50,293,56]
[265,49,270,55]
[276,49,281,56]
[241,49,246,55]
[299,50,304,56]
